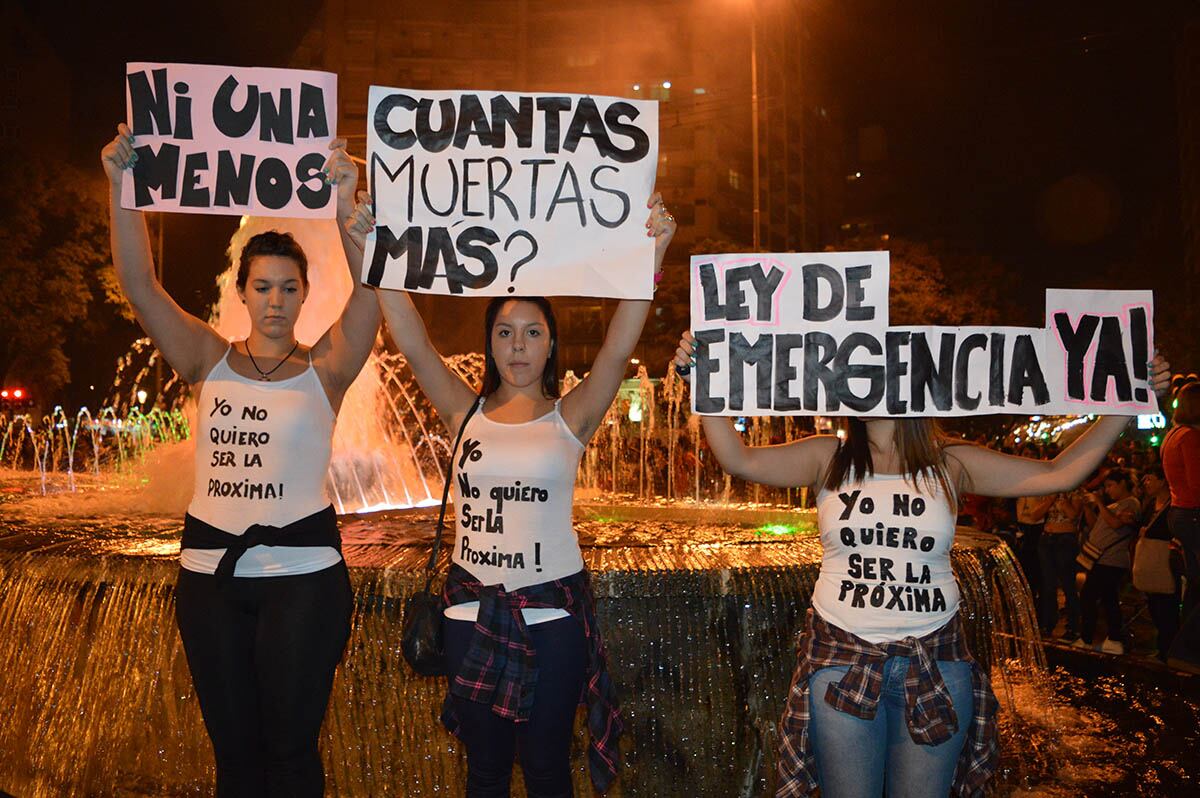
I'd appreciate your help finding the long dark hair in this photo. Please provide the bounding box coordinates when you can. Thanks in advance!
[480,296,560,399]
[823,417,957,500]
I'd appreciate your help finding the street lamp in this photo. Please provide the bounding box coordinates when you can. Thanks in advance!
[750,0,761,250]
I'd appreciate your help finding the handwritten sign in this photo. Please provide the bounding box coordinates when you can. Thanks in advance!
[122,63,337,218]
[362,88,658,297]
[690,252,1156,417]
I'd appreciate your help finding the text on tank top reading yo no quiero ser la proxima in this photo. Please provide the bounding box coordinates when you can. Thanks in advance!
[451,404,585,593]
[811,474,960,643]
[184,352,337,577]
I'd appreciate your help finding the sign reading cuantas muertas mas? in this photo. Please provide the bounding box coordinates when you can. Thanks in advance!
[361,87,659,299]
[690,251,1157,418]
[121,63,338,218]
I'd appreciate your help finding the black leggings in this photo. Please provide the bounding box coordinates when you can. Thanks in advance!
[175,562,353,797]
[1079,563,1126,645]
[445,615,587,798]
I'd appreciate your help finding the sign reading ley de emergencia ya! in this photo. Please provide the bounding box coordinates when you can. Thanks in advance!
[690,251,1157,417]
[362,87,659,298]
[121,63,338,218]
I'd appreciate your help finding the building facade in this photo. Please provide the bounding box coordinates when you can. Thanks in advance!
[289,0,845,371]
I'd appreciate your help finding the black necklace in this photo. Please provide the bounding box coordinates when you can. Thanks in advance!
[244,339,300,381]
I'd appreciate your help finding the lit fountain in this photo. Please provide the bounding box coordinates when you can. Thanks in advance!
[3,220,1194,796]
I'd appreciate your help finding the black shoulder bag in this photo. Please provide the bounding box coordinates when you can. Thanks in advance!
[401,396,481,676]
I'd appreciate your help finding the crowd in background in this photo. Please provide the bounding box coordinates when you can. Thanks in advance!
[962,377,1200,671]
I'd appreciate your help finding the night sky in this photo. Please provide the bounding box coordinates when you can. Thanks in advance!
[14,0,1199,402]
[838,1,1184,302]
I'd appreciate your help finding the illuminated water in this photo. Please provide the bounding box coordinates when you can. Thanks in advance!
[4,489,1192,797]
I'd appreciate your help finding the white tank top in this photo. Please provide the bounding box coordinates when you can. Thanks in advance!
[444,398,585,624]
[810,472,960,643]
[182,347,341,577]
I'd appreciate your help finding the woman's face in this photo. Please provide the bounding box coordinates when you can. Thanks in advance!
[490,300,551,390]
[1142,472,1165,496]
[1103,478,1130,501]
[238,255,307,339]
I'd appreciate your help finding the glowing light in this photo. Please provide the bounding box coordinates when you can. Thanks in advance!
[630,358,640,365]
[12,389,23,399]
[757,523,798,536]
[136,389,148,405]
[632,83,641,91]
[662,81,672,89]
[628,398,643,423]
[855,171,862,178]
[1137,413,1166,430]
[0,390,7,398]
[1150,434,1160,445]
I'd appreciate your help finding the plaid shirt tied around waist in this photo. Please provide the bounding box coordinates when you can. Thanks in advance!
[776,609,999,798]
[440,564,623,792]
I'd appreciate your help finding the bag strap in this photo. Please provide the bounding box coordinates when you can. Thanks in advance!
[1139,503,1169,538]
[421,396,482,593]
[1087,527,1136,560]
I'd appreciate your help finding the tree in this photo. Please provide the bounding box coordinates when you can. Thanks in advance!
[839,236,1018,326]
[0,154,132,405]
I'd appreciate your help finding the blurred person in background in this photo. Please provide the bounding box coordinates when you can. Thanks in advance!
[1163,382,1200,670]
[1038,491,1084,641]
[1076,470,1140,655]
[1015,493,1054,606]
[1134,467,1180,662]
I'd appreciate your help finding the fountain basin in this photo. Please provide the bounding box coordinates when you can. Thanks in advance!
[0,503,1036,797]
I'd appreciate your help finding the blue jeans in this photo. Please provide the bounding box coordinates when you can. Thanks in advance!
[808,657,973,798]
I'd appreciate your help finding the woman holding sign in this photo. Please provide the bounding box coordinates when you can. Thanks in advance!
[102,123,380,797]
[673,332,1169,798]
[342,191,674,796]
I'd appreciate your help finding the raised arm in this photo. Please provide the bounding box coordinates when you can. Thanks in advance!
[102,123,225,384]
[1028,494,1057,519]
[948,354,1172,498]
[310,140,382,406]
[1085,491,1138,528]
[702,416,838,489]
[560,193,676,444]
[672,330,838,489]
[341,193,476,431]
